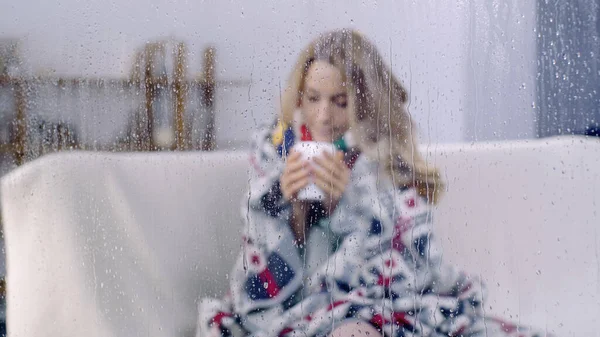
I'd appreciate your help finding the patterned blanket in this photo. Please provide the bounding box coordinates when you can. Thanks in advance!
[197,122,549,337]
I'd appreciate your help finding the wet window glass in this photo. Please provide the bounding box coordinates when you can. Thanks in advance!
[0,2,597,337]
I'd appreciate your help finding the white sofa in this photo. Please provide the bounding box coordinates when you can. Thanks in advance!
[1,137,599,337]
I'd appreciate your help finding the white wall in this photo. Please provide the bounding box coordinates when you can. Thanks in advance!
[0,0,537,148]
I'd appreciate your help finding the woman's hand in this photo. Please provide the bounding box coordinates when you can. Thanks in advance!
[313,151,350,213]
[280,151,311,202]
[280,150,350,243]
[281,150,312,243]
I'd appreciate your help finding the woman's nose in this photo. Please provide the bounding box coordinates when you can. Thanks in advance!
[317,102,333,123]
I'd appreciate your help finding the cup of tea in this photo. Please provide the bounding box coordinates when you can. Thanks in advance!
[292,141,336,201]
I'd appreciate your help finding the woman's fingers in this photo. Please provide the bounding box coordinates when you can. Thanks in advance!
[284,166,310,188]
[282,149,350,202]
[313,174,343,200]
[282,175,311,201]
[314,152,350,181]
[321,150,344,163]
[315,152,348,175]
[313,154,340,177]
[283,153,309,181]
[287,176,311,197]
[282,153,312,201]
[312,164,344,195]
[284,152,306,173]
[311,150,350,203]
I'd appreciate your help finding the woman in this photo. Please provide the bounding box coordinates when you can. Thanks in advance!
[198,29,547,337]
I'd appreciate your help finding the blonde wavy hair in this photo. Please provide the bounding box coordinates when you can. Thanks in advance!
[279,29,443,202]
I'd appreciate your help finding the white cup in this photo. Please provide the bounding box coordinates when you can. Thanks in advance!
[292,141,336,201]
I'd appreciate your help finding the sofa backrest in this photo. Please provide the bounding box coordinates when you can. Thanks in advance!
[2,136,598,337]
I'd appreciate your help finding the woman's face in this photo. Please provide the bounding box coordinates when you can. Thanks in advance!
[300,60,350,142]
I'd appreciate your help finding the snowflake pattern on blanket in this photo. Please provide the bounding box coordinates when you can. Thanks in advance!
[197,122,552,337]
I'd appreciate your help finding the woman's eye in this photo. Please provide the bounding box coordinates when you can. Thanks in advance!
[334,98,348,108]
[307,96,319,102]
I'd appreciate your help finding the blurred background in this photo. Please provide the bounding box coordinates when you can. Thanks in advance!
[1,0,597,174]
[0,0,598,335]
